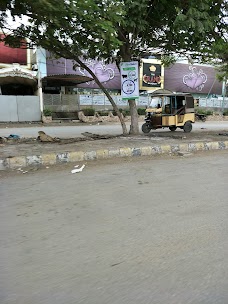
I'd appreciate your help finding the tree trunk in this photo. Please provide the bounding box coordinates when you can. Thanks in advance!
[128,99,139,134]
[74,57,128,135]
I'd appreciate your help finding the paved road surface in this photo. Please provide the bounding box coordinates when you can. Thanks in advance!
[1,151,228,304]
[0,121,228,138]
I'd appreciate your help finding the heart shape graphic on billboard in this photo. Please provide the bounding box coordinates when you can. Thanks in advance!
[95,67,114,83]
[183,66,207,91]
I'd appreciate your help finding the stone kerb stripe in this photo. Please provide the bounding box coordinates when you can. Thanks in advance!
[0,141,227,170]
[69,151,85,162]
[9,156,26,168]
[42,153,57,165]
[119,147,132,157]
[0,159,9,170]
[26,155,42,166]
[160,145,171,153]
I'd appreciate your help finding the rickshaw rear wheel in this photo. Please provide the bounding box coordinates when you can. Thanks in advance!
[169,126,177,132]
[142,123,151,133]
[183,121,192,133]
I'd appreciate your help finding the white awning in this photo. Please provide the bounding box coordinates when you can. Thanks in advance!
[0,65,37,86]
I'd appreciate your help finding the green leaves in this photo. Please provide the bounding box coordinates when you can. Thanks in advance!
[0,0,227,66]
[1,0,123,60]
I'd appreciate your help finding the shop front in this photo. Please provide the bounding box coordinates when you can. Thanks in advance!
[0,35,41,122]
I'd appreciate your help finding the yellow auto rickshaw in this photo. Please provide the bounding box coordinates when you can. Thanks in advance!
[142,93,195,133]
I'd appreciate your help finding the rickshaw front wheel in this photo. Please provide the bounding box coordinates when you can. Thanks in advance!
[142,123,151,133]
[183,121,192,133]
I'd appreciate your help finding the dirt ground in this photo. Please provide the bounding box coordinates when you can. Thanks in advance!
[1,128,228,159]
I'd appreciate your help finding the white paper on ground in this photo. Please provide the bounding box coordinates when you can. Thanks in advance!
[71,164,85,174]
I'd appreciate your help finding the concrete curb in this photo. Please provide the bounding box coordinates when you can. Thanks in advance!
[1,140,228,170]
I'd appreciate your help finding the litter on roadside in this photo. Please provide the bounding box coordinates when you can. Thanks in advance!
[71,164,85,174]
[0,135,20,142]
[7,134,20,139]
[17,168,28,174]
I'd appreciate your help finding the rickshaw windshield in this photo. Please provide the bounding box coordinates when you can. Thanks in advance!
[149,96,171,108]
[149,97,163,108]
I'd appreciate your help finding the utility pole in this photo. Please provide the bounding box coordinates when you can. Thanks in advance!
[222,78,227,113]
[36,49,44,113]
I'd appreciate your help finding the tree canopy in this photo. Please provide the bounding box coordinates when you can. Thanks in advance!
[1,0,227,62]
[0,0,227,133]
[0,0,123,59]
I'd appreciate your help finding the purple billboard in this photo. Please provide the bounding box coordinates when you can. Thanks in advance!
[46,52,223,95]
[164,63,222,95]
[46,56,121,89]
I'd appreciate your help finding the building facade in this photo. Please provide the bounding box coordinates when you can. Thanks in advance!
[0,34,41,121]
[0,40,225,122]
[43,52,224,113]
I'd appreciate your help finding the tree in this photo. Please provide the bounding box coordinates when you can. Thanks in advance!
[1,0,227,134]
[115,0,227,132]
[0,0,129,134]
[212,39,228,82]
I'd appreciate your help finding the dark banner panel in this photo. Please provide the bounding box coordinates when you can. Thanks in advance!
[142,63,162,88]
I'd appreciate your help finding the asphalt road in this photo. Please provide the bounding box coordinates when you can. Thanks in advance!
[0,121,228,138]
[1,151,228,304]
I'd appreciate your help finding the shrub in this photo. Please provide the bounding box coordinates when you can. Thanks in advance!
[137,108,146,115]
[83,108,95,116]
[43,108,52,116]
[124,109,130,116]
[196,109,213,116]
[205,110,213,116]
[196,108,206,115]
[223,110,228,116]
[97,111,109,116]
